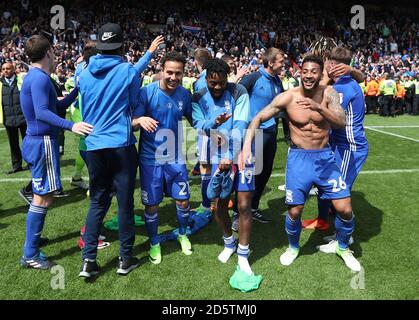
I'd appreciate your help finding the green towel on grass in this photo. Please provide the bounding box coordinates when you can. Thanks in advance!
[104,215,145,231]
[229,266,263,293]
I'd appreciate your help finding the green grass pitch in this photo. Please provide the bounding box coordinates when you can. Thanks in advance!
[0,115,418,299]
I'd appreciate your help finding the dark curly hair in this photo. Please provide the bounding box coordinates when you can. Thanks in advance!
[205,58,230,79]
[302,54,324,72]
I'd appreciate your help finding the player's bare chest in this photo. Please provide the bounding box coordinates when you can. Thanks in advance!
[288,100,325,126]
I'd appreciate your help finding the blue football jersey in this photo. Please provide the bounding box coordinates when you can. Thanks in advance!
[330,75,368,151]
[193,70,207,92]
[134,81,192,165]
[239,68,283,129]
[192,83,250,162]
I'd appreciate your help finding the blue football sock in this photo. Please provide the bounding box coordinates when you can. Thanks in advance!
[201,174,211,208]
[237,243,250,258]
[144,211,159,246]
[176,204,190,236]
[335,212,355,250]
[223,235,236,249]
[285,214,302,249]
[23,204,48,259]
[317,197,331,220]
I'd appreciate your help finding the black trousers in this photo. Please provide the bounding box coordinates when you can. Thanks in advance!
[251,127,278,210]
[365,96,378,114]
[83,145,138,260]
[413,95,419,115]
[5,124,26,170]
[405,95,413,114]
[57,107,66,154]
[394,98,405,115]
[232,127,278,213]
[382,96,394,116]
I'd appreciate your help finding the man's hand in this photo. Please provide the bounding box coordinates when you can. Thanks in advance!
[132,117,159,132]
[72,122,93,136]
[328,63,352,78]
[238,144,252,171]
[296,97,322,112]
[236,65,250,81]
[148,35,165,53]
[215,112,232,126]
[218,159,232,171]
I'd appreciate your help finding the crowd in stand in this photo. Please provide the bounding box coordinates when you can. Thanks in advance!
[1,0,419,116]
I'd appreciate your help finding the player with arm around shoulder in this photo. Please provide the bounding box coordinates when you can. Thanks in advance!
[240,55,361,272]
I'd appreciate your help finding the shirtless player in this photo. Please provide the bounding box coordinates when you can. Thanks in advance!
[239,55,361,272]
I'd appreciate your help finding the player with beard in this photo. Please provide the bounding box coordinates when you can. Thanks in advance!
[192,58,254,276]
[239,55,361,272]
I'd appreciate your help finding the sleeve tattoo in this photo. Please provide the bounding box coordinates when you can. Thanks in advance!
[257,103,281,122]
[245,101,281,145]
[327,89,346,126]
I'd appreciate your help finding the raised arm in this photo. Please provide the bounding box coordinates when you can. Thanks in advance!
[133,35,165,75]
[328,63,366,83]
[350,67,366,83]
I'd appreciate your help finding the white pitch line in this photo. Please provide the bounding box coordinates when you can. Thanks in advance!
[367,125,419,128]
[365,127,419,142]
[0,176,89,183]
[350,168,419,175]
[188,168,419,179]
[1,169,419,183]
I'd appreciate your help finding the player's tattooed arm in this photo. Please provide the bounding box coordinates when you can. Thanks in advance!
[296,87,345,129]
[325,87,346,128]
[247,91,291,132]
[328,63,366,83]
[239,91,291,170]
[350,67,366,83]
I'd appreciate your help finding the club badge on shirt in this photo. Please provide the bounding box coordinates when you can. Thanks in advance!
[224,100,231,112]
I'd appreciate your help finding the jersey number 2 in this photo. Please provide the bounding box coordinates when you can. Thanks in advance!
[178,182,189,196]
